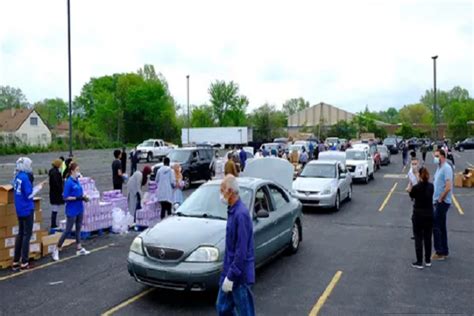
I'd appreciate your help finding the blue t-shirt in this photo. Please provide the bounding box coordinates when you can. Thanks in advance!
[63,176,84,217]
[13,171,34,217]
[433,162,453,204]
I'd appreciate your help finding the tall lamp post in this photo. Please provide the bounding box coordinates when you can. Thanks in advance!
[432,55,438,140]
[67,0,73,157]
[186,75,190,145]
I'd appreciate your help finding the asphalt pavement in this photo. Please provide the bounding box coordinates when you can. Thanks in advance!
[0,149,473,315]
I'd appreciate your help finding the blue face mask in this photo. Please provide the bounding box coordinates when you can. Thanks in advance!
[433,157,440,164]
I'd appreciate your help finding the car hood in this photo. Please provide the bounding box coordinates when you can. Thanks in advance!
[242,157,293,191]
[141,216,226,253]
[345,160,367,166]
[293,177,335,191]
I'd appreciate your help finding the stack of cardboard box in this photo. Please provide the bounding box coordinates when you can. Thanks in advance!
[0,185,48,269]
[454,168,474,188]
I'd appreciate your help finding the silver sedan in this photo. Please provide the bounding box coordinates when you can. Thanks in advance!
[291,160,352,211]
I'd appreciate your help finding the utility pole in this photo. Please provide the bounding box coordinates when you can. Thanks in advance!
[186,75,190,145]
[67,0,73,157]
[432,55,438,140]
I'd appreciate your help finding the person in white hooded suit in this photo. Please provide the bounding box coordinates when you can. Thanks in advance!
[156,157,176,219]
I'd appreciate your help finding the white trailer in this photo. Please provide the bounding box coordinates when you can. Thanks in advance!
[181,127,252,146]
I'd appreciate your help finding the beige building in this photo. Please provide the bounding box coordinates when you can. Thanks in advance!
[0,108,52,146]
[288,102,355,128]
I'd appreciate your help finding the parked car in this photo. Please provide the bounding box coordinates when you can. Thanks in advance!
[455,138,474,151]
[292,161,352,211]
[377,145,391,165]
[339,138,348,151]
[261,143,284,155]
[151,147,214,189]
[128,158,303,291]
[345,149,375,184]
[369,144,382,171]
[325,137,340,150]
[383,137,399,154]
[318,151,347,169]
[137,139,175,162]
[407,138,418,151]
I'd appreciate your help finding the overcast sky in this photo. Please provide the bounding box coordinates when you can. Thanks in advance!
[0,0,472,113]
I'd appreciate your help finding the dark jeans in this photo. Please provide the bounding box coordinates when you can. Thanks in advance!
[412,213,433,263]
[422,152,427,162]
[216,284,255,316]
[131,163,137,176]
[113,182,123,191]
[433,201,450,256]
[14,212,34,264]
[160,201,172,219]
[58,213,83,248]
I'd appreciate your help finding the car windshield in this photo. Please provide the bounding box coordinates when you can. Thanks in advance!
[140,141,154,147]
[326,138,338,144]
[346,151,366,160]
[377,146,388,153]
[289,144,303,151]
[176,185,252,219]
[384,138,396,145]
[319,153,344,163]
[168,150,190,163]
[300,164,336,178]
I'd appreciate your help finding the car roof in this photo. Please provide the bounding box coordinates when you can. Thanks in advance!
[173,147,212,151]
[308,160,338,166]
[347,148,366,152]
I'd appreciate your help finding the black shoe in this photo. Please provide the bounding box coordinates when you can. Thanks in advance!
[11,262,20,272]
[411,262,424,269]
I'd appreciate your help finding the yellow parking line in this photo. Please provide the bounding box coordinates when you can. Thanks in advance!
[102,288,155,316]
[378,182,398,212]
[309,271,343,316]
[0,244,112,282]
[452,194,464,215]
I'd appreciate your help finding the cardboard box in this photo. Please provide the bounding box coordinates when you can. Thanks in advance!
[34,198,41,212]
[6,204,16,216]
[0,233,39,249]
[454,173,464,188]
[0,185,14,204]
[0,227,6,239]
[0,243,42,261]
[41,233,74,256]
[34,209,42,222]
[0,214,18,228]
[11,222,41,236]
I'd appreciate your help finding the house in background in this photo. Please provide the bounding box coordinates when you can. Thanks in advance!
[0,108,52,146]
[53,121,69,139]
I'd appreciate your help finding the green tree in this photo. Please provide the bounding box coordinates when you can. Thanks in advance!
[0,86,29,110]
[327,120,357,140]
[444,98,474,141]
[208,80,247,126]
[248,104,287,142]
[282,97,310,116]
[34,98,68,128]
[399,103,433,125]
[375,107,399,124]
[191,105,215,127]
[395,123,421,139]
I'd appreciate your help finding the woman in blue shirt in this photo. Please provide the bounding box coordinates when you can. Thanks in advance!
[52,162,90,261]
[13,157,44,270]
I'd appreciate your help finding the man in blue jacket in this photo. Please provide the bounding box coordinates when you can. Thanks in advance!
[217,175,255,316]
[239,147,248,172]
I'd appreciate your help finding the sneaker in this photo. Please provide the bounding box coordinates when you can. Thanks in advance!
[20,262,30,270]
[52,247,60,261]
[425,261,432,267]
[411,262,424,269]
[432,253,446,261]
[11,262,20,272]
[77,248,90,256]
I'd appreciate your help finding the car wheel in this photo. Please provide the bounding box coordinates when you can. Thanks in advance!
[287,221,301,254]
[183,173,191,190]
[364,171,369,184]
[347,185,352,201]
[370,171,374,180]
[146,152,153,162]
[459,146,464,152]
[334,192,340,212]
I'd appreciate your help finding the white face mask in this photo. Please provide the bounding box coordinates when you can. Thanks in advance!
[220,193,228,205]
[433,157,440,164]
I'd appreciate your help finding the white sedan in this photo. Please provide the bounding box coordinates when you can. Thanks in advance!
[291,160,352,211]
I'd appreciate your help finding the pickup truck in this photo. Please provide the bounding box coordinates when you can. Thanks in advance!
[137,139,175,162]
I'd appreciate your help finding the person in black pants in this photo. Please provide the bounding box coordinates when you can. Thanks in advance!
[112,150,124,191]
[408,167,434,269]
[121,146,127,175]
[49,159,64,229]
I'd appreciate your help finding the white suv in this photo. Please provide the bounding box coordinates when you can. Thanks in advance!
[137,139,174,162]
[345,149,374,184]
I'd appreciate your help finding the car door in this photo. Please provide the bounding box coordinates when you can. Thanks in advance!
[266,184,294,250]
[189,150,200,180]
[366,151,374,174]
[252,186,275,264]
[336,163,348,198]
[198,150,210,180]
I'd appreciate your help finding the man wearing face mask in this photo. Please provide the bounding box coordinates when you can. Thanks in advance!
[432,149,453,261]
[216,175,255,316]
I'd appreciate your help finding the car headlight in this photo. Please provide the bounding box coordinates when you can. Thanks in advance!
[185,246,219,262]
[356,165,364,171]
[130,237,144,255]
[321,187,332,195]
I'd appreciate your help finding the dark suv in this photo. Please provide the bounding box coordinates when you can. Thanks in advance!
[151,147,214,190]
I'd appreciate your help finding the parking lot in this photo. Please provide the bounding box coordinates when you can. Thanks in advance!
[0,149,473,315]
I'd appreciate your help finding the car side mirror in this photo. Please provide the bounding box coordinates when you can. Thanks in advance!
[256,209,269,218]
[191,158,198,164]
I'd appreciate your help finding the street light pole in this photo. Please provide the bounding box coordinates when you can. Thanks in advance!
[186,75,190,145]
[67,0,73,157]
[432,55,438,140]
